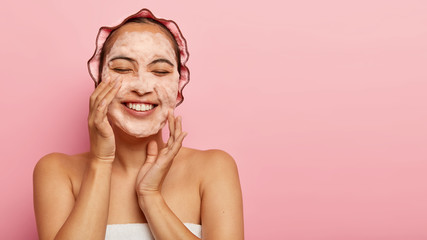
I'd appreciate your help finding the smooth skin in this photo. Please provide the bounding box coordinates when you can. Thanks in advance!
[33,23,244,240]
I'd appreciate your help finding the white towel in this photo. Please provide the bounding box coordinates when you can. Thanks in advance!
[105,223,202,240]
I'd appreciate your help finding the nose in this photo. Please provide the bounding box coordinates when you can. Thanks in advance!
[128,72,155,96]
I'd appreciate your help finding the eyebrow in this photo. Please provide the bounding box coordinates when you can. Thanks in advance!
[109,56,135,62]
[148,58,174,67]
[109,56,174,67]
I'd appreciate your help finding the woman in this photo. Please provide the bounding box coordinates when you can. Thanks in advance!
[33,8,244,240]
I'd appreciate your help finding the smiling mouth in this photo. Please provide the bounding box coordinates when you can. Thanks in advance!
[123,103,158,112]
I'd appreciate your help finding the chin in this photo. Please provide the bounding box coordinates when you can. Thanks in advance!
[126,130,158,139]
[107,106,168,139]
[120,121,166,139]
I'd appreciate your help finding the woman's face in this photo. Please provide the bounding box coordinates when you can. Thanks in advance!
[102,22,180,138]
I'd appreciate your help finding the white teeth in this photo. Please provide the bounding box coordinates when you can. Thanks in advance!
[126,103,154,112]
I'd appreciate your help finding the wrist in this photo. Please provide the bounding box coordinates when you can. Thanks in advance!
[137,191,163,210]
[89,150,115,162]
[89,157,114,170]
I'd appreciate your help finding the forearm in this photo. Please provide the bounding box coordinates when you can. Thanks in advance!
[55,160,112,240]
[139,193,200,240]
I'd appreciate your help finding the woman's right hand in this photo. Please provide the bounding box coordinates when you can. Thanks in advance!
[88,76,122,162]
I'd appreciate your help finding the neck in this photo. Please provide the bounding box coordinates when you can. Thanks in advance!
[112,127,165,175]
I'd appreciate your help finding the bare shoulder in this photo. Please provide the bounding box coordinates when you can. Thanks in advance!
[178,147,240,184]
[181,148,244,239]
[33,152,90,181]
[33,152,90,239]
[34,152,69,178]
[179,147,237,168]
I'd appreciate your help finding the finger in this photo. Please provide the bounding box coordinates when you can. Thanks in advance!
[166,110,175,147]
[93,79,122,125]
[136,141,158,187]
[89,76,111,110]
[174,116,182,140]
[173,132,187,151]
[90,79,114,114]
[101,79,123,115]
[92,100,111,137]
[95,79,122,117]
[146,141,158,164]
[162,132,187,164]
[169,110,175,136]
[166,110,175,149]
[94,76,120,109]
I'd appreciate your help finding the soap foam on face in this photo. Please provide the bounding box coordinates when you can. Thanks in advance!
[104,31,179,138]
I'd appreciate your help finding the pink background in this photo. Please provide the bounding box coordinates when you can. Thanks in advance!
[1,0,426,239]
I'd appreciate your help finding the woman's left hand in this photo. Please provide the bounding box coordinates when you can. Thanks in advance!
[135,110,187,201]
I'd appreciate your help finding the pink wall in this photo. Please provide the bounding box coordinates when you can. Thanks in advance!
[1,0,426,239]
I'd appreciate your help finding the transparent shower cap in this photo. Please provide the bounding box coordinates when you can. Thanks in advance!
[87,8,190,106]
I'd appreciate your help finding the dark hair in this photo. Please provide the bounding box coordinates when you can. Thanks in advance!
[98,17,182,83]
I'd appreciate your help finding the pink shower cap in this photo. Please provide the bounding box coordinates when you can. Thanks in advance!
[87,8,190,106]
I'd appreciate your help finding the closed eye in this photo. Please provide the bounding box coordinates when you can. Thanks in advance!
[113,68,132,73]
[152,70,170,75]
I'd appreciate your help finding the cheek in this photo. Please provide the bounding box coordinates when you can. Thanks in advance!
[163,73,180,101]
[102,67,134,87]
[101,65,118,82]
[158,80,179,103]
[102,66,123,81]
[101,67,109,82]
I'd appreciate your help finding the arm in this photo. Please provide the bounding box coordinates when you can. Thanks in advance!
[33,76,122,240]
[139,193,200,240]
[135,113,244,239]
[139,150,244,240]
[33,154,113,240]
[200,150,244,240]
[136,112,198,239]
